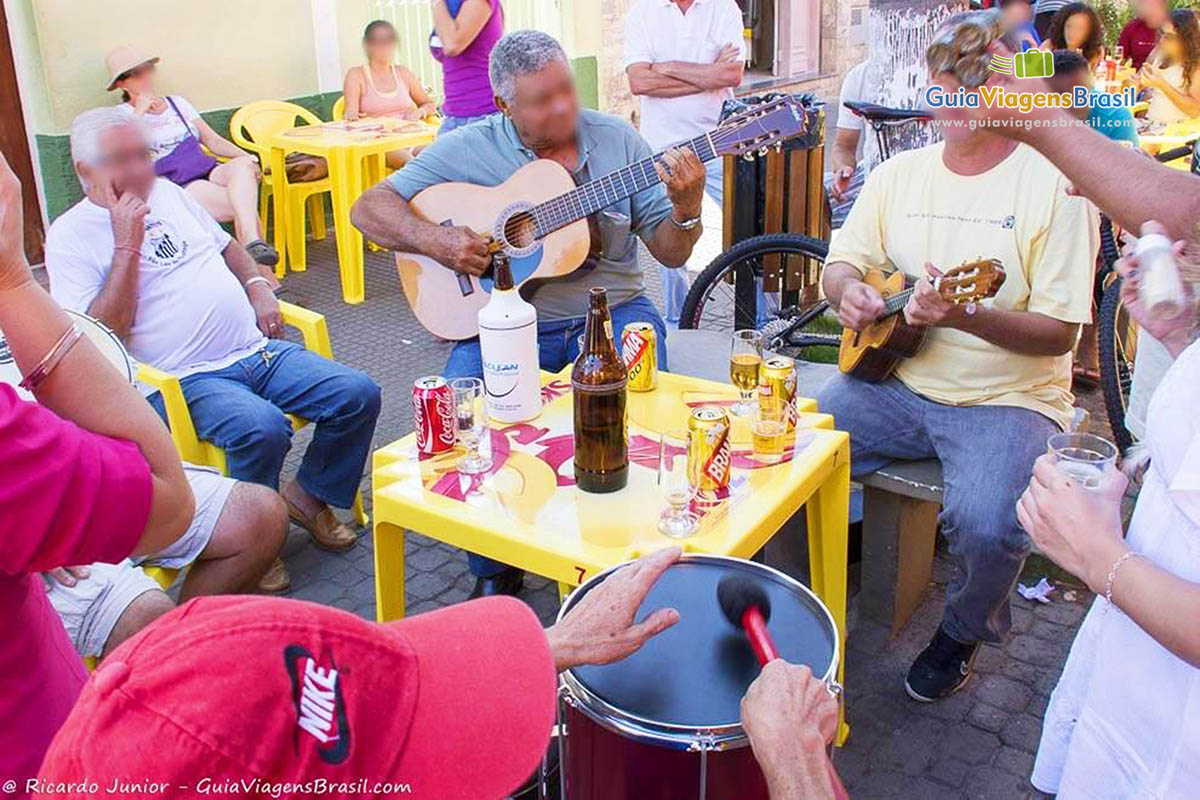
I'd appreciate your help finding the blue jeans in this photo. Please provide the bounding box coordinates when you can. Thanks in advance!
[438,112,498,136]
[816,374,1057,644]
[446,294,668,577]
[661,160,725,325]
[148,340,381,509]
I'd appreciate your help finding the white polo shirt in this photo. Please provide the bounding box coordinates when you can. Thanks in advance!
[623,0,746,151]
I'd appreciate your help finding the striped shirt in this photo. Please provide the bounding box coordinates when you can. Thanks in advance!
[1034,0,1072,14]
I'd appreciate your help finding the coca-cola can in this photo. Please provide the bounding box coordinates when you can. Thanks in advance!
[413,375,456,457]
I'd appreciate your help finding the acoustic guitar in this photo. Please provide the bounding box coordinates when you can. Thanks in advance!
[395,97,813,341]
[838,259,1007,382]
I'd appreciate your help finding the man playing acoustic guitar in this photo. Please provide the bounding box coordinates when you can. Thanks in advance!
[352,30,706,600]
[819,26,1099,702]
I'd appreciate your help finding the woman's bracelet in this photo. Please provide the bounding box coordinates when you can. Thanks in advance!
[1104,551,1139,607]
[18,323,83,392]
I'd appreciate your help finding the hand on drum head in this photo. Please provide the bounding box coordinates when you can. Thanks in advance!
[741,661,840,800]
[545,548,682,673]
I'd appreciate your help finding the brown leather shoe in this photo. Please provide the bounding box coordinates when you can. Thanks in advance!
[257,558,291,594]
[286,501,359,552]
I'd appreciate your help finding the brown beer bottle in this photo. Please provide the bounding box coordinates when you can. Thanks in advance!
[572,287,628,493]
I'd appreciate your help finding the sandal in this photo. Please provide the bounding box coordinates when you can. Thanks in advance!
[245,239,280,268]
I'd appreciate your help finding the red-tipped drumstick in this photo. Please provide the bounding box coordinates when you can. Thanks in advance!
[717,574,849,800]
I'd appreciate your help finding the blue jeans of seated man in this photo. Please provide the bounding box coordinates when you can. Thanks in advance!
[446,294,668,577]
[148,339,382,509]
[816,373,1058,645]
[438,112,498,137]
[661,161,725,326]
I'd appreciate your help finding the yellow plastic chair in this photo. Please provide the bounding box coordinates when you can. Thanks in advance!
[136,301,368,527]
[230,101,332,277]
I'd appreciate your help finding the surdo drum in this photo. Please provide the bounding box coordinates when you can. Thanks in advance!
[556,554,840,800]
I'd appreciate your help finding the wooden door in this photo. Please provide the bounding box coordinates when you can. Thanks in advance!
[0,2,44,263]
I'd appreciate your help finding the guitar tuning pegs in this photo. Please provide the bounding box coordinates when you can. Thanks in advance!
[742,152,756,162]
[757,145,769,157]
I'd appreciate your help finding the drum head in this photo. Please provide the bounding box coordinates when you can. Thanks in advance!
[0,311,134,402]
[565,557,836,730]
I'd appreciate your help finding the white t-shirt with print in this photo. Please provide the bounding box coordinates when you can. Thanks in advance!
[119,96,202,161]
[623,0,746,151]
[45,178,266,382]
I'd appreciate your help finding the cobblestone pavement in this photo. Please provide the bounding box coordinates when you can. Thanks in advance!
[272,231,1092,798]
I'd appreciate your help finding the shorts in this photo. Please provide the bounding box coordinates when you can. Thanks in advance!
[46,465,236,657]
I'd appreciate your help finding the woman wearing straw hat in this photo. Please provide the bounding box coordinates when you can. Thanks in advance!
[104,44,279,287]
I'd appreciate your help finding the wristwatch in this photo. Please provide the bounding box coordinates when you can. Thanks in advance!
[670,212,702,231]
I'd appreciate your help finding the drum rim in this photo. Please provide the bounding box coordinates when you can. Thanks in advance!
[64,309,135,384]
[557,553,840,749]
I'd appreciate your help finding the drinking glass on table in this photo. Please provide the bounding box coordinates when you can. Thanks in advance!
[1047,432,1118,490]
[658,431,699,538]
[752,404,787,465]
[450,377,492,474]
[729,329,763,417]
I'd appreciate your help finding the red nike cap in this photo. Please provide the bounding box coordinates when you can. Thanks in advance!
[35,595,556,800]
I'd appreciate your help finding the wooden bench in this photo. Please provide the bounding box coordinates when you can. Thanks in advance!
[859,459,944,637]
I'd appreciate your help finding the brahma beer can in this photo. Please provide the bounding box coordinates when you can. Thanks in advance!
[758,355,798,431]
[688,405,732,492]
[621,322,658,392]
[412,375,456,457]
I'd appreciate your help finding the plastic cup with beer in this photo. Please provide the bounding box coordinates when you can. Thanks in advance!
[751,404,787,465]
[1047,432,1118,490]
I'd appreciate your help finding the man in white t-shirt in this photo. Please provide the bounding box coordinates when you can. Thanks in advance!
[44,108,382,589]
[827,60,875,229]
[624,0,744,324]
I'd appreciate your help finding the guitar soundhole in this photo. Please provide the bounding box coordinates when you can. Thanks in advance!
[501,210,537,249]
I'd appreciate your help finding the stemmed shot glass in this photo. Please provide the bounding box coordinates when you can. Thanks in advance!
[658,431,699,538]
[450,377,492,474]
[729,329,763,417]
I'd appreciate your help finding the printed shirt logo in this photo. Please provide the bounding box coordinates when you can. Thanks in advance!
[284,644,351,764]
[140,217,188,267]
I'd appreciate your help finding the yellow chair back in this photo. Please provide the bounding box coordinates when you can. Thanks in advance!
[331,95,345,121]
[230,100,324,162]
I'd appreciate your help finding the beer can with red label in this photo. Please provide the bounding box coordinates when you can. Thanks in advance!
[688,405,731,492]
[621,322,658,392]
[758,355,798,432]
[413,375,456,457]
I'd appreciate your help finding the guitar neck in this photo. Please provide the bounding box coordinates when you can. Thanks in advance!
[880,287,915,319]
[530,132,718,239]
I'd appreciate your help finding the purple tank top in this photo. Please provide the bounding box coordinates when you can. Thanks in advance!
[438,0,503,117]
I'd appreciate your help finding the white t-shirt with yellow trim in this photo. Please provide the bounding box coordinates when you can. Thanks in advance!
[826,141,1098,430]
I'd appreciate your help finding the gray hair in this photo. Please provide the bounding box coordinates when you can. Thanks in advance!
[69,106,147,166]
[488,30,568,105]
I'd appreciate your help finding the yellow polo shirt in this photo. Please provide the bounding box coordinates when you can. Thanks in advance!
[827,141,1098,430]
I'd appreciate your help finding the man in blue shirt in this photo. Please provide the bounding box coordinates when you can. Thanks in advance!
[352,30,706,599]
[1049,49,1141,146]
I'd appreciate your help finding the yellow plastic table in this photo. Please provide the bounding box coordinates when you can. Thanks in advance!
[1139,118,1200,170]
[268,118,438,304]
[372,367,852,743]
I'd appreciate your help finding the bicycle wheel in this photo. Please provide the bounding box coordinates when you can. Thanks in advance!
[1097,276,1138,452]
[680,233,840,360]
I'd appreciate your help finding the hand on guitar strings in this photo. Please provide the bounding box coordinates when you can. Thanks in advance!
[438,225,493,277]
[544,547,682,673]
[655,146,706,222]
[904,262,968,328]
[835,281,886,332]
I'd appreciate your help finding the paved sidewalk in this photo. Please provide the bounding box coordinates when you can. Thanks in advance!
[273,235,1091,799]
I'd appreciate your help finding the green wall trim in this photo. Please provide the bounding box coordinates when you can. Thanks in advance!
[36,91,341,222]
[572,56,599,111]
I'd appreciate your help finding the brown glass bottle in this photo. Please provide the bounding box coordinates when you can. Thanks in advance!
[572,287,628,493]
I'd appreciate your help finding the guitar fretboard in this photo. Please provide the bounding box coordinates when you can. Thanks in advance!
[882,288,915,318]
[529,133,718,238]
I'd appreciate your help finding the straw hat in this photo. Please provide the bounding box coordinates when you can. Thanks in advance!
[104,44,159,91]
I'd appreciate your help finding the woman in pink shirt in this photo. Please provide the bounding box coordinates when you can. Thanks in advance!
[431,0,504,135]
[0,154,193,798]
[342,21,438,169]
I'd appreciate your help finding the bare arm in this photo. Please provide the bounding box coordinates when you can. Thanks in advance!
[193,118,251,160]
[0,158,191,555]
[830,128,860,176]
[1103,543,1200,668]
[401,66,438,118]
[86,189,148,340]
[1150,77,1200,119]
[643,147,706,268]
[351,183,491,275]
[626,63,705,98]
[652,58,744,91]
[950,306,1079,356]
[223,241,284,338]
[431,0,493,57]
[343,68,364,121]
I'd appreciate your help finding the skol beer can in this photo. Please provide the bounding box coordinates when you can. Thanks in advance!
[688,405,732,492]
[758,355,798,432]
[412,375,456,458]
[621,322,658,392]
